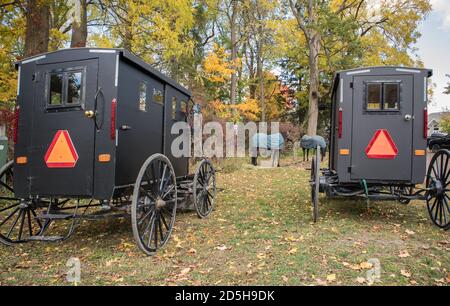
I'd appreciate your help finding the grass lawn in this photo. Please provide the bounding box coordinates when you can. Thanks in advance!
[0,156,448,285]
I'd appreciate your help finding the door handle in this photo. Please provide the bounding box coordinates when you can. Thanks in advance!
[85,110,95,118]
[404,114,412,121]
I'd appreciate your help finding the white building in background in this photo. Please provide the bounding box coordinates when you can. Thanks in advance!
[428,111,450,136]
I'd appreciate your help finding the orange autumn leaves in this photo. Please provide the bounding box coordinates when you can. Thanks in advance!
[202,44,288,122]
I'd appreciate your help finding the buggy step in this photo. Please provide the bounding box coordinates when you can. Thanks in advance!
[39,213,74,220]
[27,235,65,242]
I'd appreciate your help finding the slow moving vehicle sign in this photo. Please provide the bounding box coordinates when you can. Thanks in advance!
[44,130,79,168]
[365,129,398,159]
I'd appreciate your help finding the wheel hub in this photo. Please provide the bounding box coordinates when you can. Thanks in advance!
[156,198,166,209]
[434,179,444,198]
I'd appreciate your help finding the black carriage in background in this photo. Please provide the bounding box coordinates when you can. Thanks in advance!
[310,67,449,230]
[0,48,216,255]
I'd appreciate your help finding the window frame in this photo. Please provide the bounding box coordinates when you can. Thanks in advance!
[46,67,86,110]
[364,81,401,113]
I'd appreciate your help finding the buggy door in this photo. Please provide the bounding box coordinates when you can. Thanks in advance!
[29,59,98,197]
[350,75,413,181]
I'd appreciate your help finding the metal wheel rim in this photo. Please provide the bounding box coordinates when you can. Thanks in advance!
[310,147,320,223]
[425,149,450,230]
[193,159,216,218]
[0,161,44,245]
[131,154,178,255]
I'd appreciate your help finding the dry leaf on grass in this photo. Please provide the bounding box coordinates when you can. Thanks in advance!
[400,270,411,278]
[398,251,410,258]
[288,247,298,255]
[356,277,366,284]
[326,274,336,282]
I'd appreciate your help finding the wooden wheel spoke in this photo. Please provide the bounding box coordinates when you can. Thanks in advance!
[0,207,19,227]
[27,210,32,236]
[0,180,13,193]
[146,215,156,249]
[6,209,22,239]
[0,202,20,213]
[17,209,26,241]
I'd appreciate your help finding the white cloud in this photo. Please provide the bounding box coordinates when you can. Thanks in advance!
[431,0,450,30]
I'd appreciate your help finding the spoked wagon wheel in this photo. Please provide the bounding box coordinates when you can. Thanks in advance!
[0,161,44,245]
[193,159,216,218]
[131,154,178,255]
[426,149,450,230]
[310,147,320,223]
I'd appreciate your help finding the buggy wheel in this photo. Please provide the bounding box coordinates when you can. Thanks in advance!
[310,148,320,223]
[426,149,450,230]
[131,154,177,255]
[193,159,216,218]
[0,161,43,245]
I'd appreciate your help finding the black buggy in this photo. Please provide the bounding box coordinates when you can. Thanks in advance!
[0,48,216,255]
[310,67,449,230]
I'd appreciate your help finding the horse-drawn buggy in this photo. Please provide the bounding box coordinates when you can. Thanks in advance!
[0,48,216,255]
[311,67,449,230]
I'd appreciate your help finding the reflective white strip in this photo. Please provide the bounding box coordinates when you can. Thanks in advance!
[346,69,371,75]
[424,77,427,102]
[114,54,119,87]
[22,55,46,64]
[340,78,343,103]
[17,66,21,96]
[396,68,421,74]
[115,129,118,146]
[89,49,116,54]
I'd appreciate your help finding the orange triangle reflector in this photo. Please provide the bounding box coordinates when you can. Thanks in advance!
[365,129,398,159]
[44,130,79,168]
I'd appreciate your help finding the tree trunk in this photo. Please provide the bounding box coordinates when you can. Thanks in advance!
[24,0,50,57]
[306,0,320,136]
[307,31,320,136]
[70,0,88,48]
[230,0,238,107]
[257,39,265,122]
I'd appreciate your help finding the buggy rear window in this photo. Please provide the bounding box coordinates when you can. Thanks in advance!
[47,69,85,109]
[365,82,400,111]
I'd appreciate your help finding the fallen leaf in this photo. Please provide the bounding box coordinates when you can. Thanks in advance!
[216,245,228,251]
[400,270,411,278]
[405,229,415,235]
[356,277,366,284]
[288,247,298,255]
[316,279,327,286]
[398,251,410,258]
[188,248,197,254]
[359,262,373,270]
[282,276,288,282]
[327,274,336,282]
[180,267,191,275]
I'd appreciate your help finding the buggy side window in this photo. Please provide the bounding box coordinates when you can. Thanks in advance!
[153,88,163,105]
[180,100,187,113]
[49,73,63,105]
[139,82,147,112]
[366,83,381,110]
[172,97,178,120]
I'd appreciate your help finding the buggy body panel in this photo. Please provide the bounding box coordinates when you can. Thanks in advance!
[330,67,432,185]
[14,48,191,201]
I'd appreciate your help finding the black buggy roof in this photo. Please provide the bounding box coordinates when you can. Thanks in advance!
[331,66,433,99]
[16,47,191,96]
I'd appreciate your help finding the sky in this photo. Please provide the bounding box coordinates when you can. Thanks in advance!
[415,0,450,114]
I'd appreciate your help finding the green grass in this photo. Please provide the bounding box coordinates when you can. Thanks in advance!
[0,156,448,286]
